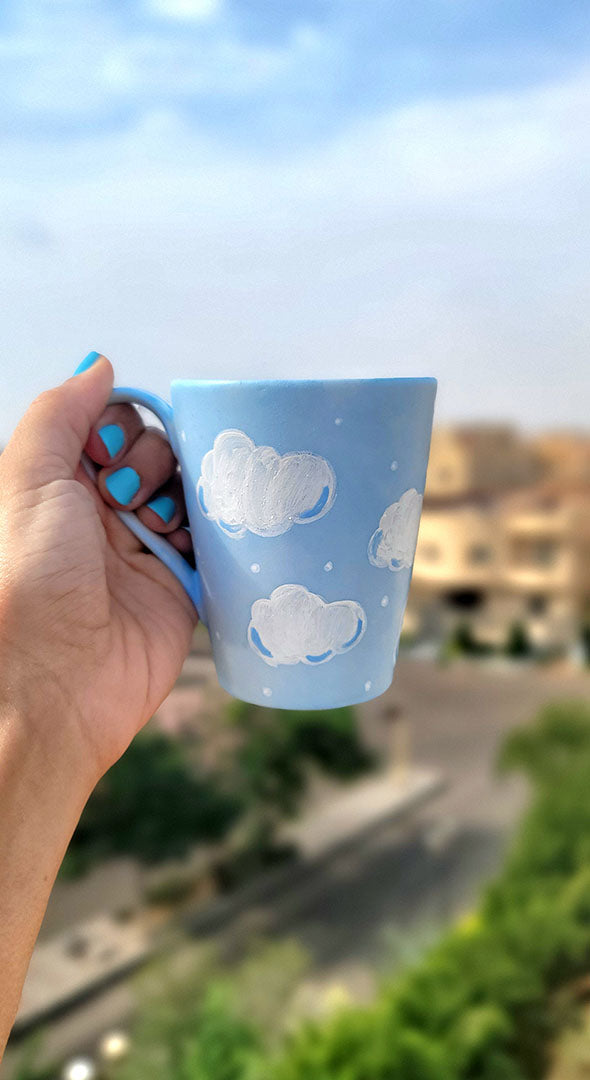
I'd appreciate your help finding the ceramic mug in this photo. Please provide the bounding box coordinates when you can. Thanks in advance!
[103,378,436,709]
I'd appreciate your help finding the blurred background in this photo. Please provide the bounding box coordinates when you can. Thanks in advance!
[1,2,589,1078]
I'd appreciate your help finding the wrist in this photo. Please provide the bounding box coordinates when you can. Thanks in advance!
[0,691,95,819]
[0,698,91,1056]
[0,632,102,793]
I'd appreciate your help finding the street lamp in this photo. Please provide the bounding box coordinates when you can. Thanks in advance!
[61,1059,97,1080]
[99,1030,131,1062]
[383,704,410,783]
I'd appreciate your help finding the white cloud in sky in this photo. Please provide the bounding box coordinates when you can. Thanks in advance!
[0,3,332,129]
[1,68,589,439]
[148,0,222,20]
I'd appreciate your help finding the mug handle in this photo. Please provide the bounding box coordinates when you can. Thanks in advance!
[81,386,205,623]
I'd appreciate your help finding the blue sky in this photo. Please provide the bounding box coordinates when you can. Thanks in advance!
[1,0,589,439]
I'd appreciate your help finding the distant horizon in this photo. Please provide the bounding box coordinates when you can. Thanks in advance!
[2,409,588,450]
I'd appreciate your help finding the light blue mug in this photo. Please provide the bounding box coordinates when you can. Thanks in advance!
[105,378,436,710]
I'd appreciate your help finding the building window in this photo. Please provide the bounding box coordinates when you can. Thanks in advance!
[420,542,441,562]
[444,589,485,610]
[528,594,548,616]
[512,539,558,568]
[534,540,557,566]
[468,544,492,565]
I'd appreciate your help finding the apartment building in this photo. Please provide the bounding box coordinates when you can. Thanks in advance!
[407,427,589,652]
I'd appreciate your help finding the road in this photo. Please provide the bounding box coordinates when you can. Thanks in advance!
[4,657,589,1072]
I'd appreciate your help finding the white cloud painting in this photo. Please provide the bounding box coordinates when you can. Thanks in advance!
[197,429,336,538]
[368,487,423,571]
[248,584,366,666]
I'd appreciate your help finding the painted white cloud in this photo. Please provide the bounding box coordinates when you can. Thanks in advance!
[197,429,336,538]
[368,488,423,571]
[249,584,366,667]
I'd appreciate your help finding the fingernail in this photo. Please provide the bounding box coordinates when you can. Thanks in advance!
[97,424,125,458]
[74,351,101,375]
[105,467,140,505]
[147,495,176,524]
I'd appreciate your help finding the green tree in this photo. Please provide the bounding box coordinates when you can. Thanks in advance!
[114,942,308,1080]
[62,731,241,877]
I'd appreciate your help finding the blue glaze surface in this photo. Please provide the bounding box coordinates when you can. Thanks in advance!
[170,376,436,709]
[108,377,436,708]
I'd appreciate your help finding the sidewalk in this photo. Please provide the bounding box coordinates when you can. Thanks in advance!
[282,767,442,859]
[14,914,152,1033]
[185,765,444,938]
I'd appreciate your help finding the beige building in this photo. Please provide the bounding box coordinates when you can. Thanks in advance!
[426,425,540,499]
[530,432,590,487]
[407,426,589,653]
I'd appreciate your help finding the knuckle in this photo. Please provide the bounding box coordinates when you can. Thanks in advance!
[30,387,60,412]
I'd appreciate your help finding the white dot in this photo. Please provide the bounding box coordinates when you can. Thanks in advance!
[390,460,398,471]
[181,430,187,442]
[250,563,260,573]
[334,417,343,426]
[262,687,272,698]
[381,595,389,607]
[215,630,221,640]
[324,561,333,572]
[364,680,372,693]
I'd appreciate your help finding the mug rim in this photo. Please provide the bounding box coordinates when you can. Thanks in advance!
[171,376,437,389]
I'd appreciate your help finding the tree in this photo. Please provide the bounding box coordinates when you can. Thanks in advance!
[113,942,308,1080]
[62,731,241,877]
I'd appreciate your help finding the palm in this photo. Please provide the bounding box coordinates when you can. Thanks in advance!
[31,475,196,776]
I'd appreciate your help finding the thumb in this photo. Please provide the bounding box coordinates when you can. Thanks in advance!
[7,353,114,489]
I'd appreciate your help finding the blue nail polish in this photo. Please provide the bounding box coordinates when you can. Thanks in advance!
[105,467,140,505]
[74,351,101,375]
[147,495,176,524]
[97,424,125,458]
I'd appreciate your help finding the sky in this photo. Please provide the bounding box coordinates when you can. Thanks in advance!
[1,0,590,441]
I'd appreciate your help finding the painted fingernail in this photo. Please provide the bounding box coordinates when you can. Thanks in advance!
[97,424,125,458]
[147,495,176,524]
[105,467,140,505]
[74,351,100,375]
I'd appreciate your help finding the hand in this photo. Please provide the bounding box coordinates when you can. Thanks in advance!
[0,353,197,789]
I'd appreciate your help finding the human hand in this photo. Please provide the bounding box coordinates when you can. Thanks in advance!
[0,353,197,790]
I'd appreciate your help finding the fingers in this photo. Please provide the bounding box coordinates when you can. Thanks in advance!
[85,404,145,468]
[87,400,190,541]
[136,474,186,533]
[98,427,180,518]
[167,526,195,564]
[6,352,113,489]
